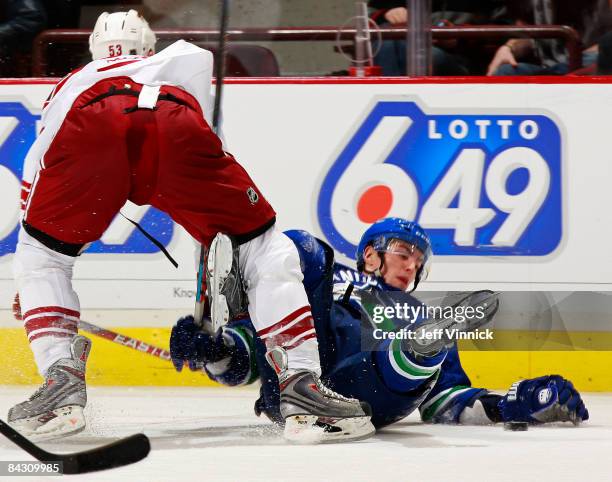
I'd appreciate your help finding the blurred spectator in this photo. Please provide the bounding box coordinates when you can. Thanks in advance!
[0,0,47,77]
[368,0,509,75]
[41,0,81,29]
[487,0,612,75]
[598,30,612,73]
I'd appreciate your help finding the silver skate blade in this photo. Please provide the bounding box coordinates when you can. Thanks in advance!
[284,415,375,444]
[29,424,86,442]
[12,406,86,442]
[206,234,234,333]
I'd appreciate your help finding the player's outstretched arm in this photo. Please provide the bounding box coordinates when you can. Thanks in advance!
[419,346,492,424]
[170,315,259,386]
[423,374,589,426]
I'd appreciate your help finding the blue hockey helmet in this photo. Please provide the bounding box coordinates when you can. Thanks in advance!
[356,218,432,291]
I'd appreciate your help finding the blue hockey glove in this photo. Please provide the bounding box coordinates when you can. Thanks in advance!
[170,315,231,372]
[498,375,589,424]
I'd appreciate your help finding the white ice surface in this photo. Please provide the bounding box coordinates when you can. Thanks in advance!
[0,386,610,482]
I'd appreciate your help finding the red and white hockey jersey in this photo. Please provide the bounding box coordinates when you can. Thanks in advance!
[21,40,215,207]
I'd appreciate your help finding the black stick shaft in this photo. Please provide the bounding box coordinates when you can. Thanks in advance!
[195,0,231,326]
[0,419,150,474]
[212,0,230,132]
[0,420,50,460]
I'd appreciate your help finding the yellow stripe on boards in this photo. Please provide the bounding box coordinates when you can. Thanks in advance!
[0,328,219,386]
[1,328,610,390]
[458,350,612,391]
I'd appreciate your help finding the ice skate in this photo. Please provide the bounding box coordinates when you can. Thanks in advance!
[206,233,247,332]
[266,347,375,444]
[8,335,91,440]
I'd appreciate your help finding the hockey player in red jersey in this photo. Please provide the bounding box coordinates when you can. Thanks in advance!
[11,10,374,442]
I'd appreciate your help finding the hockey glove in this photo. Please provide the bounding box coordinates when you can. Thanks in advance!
[498,375,589,424]
[170,315,231,372]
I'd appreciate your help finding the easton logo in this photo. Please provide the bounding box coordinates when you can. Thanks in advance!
[316,99,563,259]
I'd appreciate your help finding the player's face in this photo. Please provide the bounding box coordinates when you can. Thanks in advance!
[363,239,424,291]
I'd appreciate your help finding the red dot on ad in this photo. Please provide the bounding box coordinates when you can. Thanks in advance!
[357,185,393,223]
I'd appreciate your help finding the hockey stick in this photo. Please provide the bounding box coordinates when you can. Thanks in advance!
[438,290,500,331]
[12,295,171,362]
[0,419,150,474]
[212,0,230,132]
[194,0,231,331]
[78,319,172,362]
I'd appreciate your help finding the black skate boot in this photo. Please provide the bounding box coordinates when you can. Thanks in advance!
[266,347,375,444]
[8,335,91,440]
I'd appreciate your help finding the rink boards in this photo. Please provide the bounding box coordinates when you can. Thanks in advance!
[1,77,612,389]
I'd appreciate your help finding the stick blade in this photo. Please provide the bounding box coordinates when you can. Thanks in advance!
[445,290,500,330]
[61,433,150,474]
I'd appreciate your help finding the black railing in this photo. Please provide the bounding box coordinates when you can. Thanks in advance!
[32,25,582,77]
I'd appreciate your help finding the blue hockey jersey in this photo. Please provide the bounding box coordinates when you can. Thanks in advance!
[205,231,491,428]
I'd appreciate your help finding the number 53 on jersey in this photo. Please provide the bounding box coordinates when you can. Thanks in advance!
[317,99,562,258]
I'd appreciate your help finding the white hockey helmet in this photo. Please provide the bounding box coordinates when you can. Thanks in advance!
[89,10,157,60]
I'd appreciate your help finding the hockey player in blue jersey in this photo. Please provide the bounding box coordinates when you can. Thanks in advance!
[170,218,588,430]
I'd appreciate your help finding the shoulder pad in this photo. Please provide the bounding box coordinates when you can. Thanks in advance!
[284,230,333,291]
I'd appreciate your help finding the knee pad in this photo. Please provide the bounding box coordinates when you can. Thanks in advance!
[13,229,79,315]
